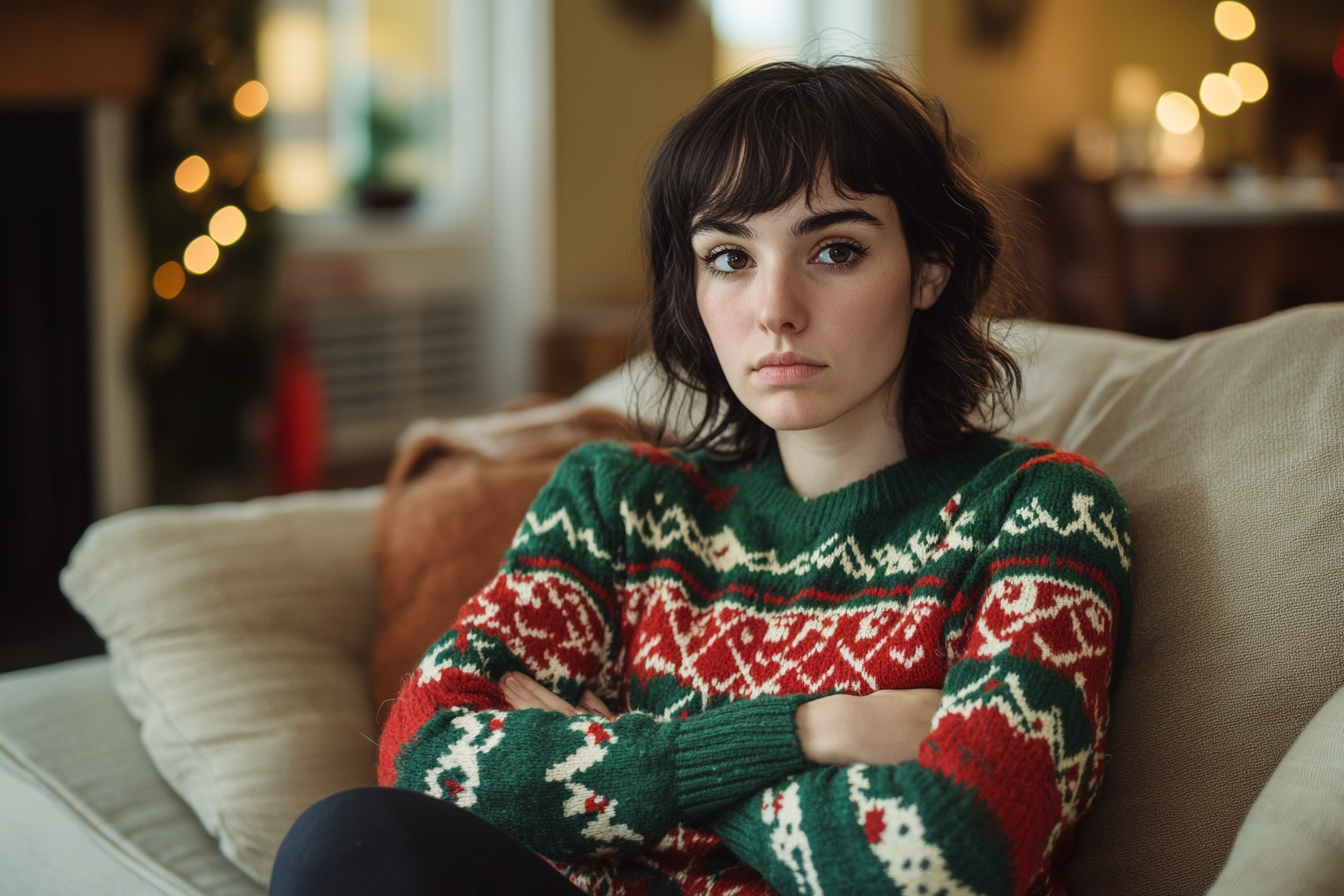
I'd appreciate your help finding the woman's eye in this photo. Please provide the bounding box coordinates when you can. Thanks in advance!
[710,250,749,272]
[817,245,854,265]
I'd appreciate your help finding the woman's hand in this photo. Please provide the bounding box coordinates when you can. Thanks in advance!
[499,671,613,718]
[795,689,943,767]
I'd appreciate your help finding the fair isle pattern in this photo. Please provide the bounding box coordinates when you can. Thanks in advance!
[623,579,947,700]
[379,436,1133,896]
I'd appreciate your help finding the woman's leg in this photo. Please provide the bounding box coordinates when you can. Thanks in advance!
[269,787,585,896]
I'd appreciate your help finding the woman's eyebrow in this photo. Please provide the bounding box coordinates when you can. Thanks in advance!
[689,218,753,240]
[793,209,884,236]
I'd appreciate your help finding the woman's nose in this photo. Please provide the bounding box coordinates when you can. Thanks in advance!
[754,265,809,335]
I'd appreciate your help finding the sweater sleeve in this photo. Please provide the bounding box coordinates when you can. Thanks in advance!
[710,455,1133,896]
[377,442,814,860]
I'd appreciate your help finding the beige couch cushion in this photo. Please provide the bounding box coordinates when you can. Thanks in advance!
[996,306,1344,896]
[61,490,383,884]
[1206,683,1344,896]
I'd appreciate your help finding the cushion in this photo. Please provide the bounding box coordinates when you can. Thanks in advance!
[1206,683,1344,895]
[0,655,264,896]
[371,402,645,714]
[993,306,1344,896]
[61,489,383,884]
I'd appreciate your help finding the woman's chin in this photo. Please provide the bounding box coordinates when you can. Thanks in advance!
[746,401,840,434]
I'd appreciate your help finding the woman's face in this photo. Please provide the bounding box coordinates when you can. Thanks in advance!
[692,181,949,439]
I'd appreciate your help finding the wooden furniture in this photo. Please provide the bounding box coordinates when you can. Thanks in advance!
[1114,179,1344,337]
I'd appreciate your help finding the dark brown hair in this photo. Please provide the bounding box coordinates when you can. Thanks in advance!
[644,60,1020,461]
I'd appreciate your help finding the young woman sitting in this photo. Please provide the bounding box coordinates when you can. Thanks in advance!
[271,60,1133,896]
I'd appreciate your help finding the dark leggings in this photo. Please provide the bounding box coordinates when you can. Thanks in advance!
[269,787,585,896]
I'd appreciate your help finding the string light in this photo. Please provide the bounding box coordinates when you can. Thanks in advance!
[1200,73,1243,116]
[1214,2,1255,41]
[153,261,186,299]
[174,155,210,193]
[1156,92,1200,134]
[184,235,220,274]
[1228,62,1268,103]
[233,81,269,118]
[209,206,247,245]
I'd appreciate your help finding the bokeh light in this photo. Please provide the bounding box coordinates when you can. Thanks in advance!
[1156,92,1200,134]
[258,9,328,112]
[209,205,247,245]
[153,261,186,299]
[1112,65,1161,123]
[184,235,220,274]
[174,155,210,193]
[1200,73,1243,116]
[1214,2,1255,41]
[1229,62,1268,103]
[266,142,337,212]
[233,80,269,118]
[1154,125,1205,177]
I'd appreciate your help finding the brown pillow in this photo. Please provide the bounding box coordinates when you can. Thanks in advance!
[370,403,646,718]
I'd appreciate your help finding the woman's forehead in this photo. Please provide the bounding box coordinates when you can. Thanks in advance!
[690,183,896,232]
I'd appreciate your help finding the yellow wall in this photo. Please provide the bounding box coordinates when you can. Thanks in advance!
[917,0,1259,181]
[552,0,714,309]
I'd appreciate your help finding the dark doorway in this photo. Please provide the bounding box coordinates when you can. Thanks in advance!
[0,109,105,672]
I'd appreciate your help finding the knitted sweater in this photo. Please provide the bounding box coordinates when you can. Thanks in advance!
[378,435,1133,896]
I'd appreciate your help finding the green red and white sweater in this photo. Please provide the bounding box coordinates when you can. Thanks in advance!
[378,435,1133,896]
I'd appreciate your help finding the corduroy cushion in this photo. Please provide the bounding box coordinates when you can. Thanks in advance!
[994,306,1344,896]
[61,490,383,884]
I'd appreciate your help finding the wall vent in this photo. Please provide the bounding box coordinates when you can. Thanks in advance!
[308,292,482,461]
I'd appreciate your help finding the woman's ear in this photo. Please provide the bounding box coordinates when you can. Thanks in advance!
[913,260,952,310]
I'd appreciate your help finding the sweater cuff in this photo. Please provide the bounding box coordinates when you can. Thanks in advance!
[672,695,814,820]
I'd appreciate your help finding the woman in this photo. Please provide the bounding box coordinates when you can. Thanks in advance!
[272,61,1132,896]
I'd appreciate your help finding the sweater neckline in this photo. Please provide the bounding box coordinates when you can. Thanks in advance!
[735,434,1006,527]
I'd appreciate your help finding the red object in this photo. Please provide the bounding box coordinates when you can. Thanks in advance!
[1334,45,1344,80]
[268,320,327,493]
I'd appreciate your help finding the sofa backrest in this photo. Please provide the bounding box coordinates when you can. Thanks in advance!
[998,306,1344,896]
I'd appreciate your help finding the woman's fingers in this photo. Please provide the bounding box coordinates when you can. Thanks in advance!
[499,673,613,718]
[578,690,613,718]
[500,672,578,715]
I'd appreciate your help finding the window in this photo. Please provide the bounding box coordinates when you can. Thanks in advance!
[258,0,487,223]
[707,0,896,81]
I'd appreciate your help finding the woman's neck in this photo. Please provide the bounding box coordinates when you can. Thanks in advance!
[774,396,908,499]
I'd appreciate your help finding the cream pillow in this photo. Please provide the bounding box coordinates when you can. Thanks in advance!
[1206,684,1344,895]
[998,306,1344,896]
[61,489,382,884]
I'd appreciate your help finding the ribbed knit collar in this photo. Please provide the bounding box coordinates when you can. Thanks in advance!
[729,433,1009,529]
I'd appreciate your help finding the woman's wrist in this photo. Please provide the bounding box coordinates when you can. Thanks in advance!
[795,693,870,765]
[794,689,942,767]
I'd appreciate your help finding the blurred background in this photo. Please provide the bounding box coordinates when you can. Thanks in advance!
[2,0,1342,670]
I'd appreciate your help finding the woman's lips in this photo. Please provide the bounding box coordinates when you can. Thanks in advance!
[753,352,826,384]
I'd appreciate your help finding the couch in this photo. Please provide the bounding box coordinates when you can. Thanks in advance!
[1,307,1342,896]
